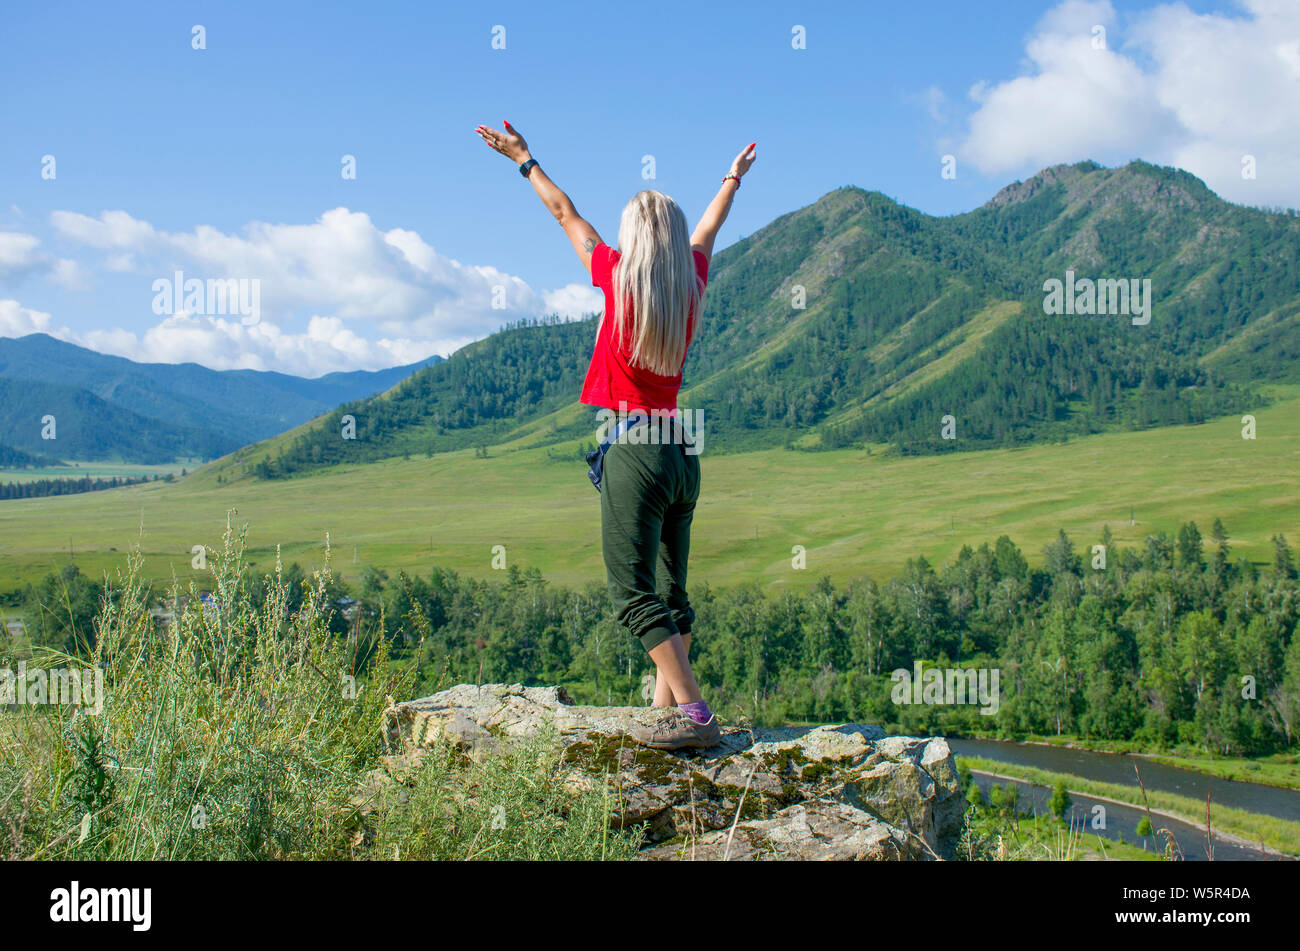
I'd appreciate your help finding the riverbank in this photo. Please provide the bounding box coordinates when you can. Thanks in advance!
[959,731,1300,792]
[959,756,1299,858]
[961,804,1160,861]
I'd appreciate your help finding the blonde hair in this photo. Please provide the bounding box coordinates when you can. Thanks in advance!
[611,190,703,376]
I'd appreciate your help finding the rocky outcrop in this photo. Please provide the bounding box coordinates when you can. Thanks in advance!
[382,683,966,860]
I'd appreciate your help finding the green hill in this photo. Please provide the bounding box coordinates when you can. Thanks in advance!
[237,160,1298,481]
[0,443,59,468]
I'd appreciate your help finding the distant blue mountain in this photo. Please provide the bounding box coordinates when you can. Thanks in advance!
[0,333,442,463]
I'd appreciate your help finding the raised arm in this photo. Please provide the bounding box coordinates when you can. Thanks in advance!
[691,142,756,261]
[475,120,602,274]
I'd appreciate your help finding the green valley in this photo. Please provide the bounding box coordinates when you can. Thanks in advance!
[1,384,1294,591]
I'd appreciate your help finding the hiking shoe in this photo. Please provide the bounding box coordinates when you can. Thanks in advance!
[632,710,722,750]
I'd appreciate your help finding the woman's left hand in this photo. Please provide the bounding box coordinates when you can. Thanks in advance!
[474,120,531,164]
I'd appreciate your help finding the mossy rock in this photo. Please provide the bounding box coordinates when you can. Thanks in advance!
[385,685,962,859]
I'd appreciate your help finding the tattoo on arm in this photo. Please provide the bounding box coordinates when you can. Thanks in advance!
[583,237,597,253]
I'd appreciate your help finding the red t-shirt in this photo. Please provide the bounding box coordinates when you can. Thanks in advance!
[579,241,709,414]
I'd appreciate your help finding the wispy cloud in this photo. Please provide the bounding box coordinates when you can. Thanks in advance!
[0,231,87,289]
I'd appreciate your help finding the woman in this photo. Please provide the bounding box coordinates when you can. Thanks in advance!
[475,119,755,750]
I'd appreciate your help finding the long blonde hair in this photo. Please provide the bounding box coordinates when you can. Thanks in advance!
[611,190,703,376]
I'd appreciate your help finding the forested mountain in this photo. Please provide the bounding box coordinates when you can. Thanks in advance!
[0,377,238,463]
[0,334,442,463]
[233,160,1300,478]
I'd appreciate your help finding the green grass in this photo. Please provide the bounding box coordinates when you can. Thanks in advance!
[958,756,1300,857]
[1142,752,1300,791]
[961,808,1161,861]
[0,523,640,861]
[1,388,1297,593]
[0,460,193,484]
[369,729,642,861]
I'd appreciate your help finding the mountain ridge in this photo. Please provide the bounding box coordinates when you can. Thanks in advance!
[213,158,1300,480]
[8,159,1296,477]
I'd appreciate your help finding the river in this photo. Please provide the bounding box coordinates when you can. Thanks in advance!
[950,738,1300,861]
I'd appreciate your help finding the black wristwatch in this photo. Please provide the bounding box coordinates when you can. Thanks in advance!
[519,158,539,178]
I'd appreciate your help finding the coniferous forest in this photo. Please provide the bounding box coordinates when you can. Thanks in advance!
[21,521,1299,758]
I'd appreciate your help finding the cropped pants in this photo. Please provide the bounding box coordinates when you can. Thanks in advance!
[599,426,700,652]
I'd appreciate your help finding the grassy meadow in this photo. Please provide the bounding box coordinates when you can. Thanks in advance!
[0,386,1297,595]
[0,460,192,484]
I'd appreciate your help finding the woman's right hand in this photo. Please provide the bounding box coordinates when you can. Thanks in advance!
[729,142,757,179]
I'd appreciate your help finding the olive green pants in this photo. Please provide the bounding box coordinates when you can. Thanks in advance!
[600,428,700,653]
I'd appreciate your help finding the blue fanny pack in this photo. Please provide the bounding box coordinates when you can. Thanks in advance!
[585,413,648,492]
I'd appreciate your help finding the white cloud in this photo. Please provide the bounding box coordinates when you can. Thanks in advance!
[542,283,604,320]
[48,258,89,290]
[0,233,42,273]
[78,313,439,375]
[0,231,87,288]
[49,209,159,250]
[104,253,136,272]
[0,301,446,375]
[0,299,69,338]
[43,206,595,374]
[958,0,1300,207]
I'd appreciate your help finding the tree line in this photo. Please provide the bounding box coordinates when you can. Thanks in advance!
[0,472,171,500]
[11,520,1299,757]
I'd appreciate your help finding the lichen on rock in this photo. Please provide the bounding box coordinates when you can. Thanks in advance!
[382,683,966,860]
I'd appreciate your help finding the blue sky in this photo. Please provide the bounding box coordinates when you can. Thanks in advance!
[1,0,1295,375]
